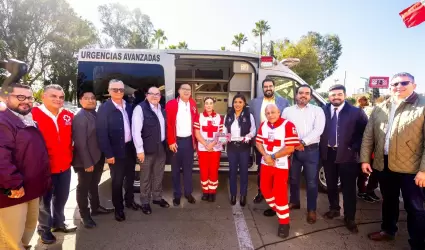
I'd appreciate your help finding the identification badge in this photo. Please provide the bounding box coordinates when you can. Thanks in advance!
[268,132,275,142]
[217,133,228,144]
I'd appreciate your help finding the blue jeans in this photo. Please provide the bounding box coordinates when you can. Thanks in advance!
[38,168,71,232]
[289,146,320,211]
[227,143,250,196]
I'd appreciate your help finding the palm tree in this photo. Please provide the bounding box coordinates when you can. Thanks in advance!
[152,29,167,49]
[177,41,188,49]
[220,46,226,51]
[252,20,271,55]
[232,33,248,52]
[167,45,177,49]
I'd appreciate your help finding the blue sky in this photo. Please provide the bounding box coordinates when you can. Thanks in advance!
[68,0,425,95]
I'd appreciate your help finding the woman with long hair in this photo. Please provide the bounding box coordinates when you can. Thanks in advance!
[193,97,224,202]
[223,94,256,207]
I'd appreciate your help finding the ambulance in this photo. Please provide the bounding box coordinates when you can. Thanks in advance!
[77,49,332,191]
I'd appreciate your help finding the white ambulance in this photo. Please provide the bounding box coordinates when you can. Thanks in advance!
[77,49,332,191]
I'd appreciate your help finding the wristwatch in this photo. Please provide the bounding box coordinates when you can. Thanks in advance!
[271,154,276,160]
[300,140,306,146]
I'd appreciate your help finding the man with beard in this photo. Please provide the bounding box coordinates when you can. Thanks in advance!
[249,78,289,214]
[320,84,368,233]
[282,85,325,224]
[0,84,51,250]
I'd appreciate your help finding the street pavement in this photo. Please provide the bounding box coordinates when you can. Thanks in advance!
[29,167,410,250]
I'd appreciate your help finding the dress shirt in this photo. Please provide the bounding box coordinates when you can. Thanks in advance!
[222,113,256,141]
[9,109,36,127]
[329,102,345,147]
[132,103,165,154]
[282,104,325,145]
[260,97,275,123]
[176,98,192,137]
[112,99,132,143]
[384,94,413,155]
[39,104,63,131]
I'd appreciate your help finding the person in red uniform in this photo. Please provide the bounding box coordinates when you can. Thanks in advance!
[32,84,76,244]
[193,97,224,202]
[256,104,299,238]
[166,83,199,206]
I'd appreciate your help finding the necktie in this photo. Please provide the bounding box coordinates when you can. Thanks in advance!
[328,108,338,147]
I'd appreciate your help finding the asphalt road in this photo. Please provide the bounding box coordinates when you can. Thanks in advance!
[28,168,410,250]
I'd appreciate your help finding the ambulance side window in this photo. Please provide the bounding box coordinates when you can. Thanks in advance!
[266,76,296,105]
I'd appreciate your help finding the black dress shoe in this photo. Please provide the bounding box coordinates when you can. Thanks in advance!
[91,206,114,216]
[201,193,209,201]
[230,196,236,205]
[173,198,181,206]
[344,217,359,233]
[141,204,152,215]
[323,210,341,219]
[240,196,247,207]
[40,231,56,244]
[153,199,170,208]
[115,210,126,222]
[208,194,216,202]
[185,194,196,204]
[253,191,264,204]
[264,208,277,217]
[278,224,290,238]
[51,224,77,233]
[125,202,140,211]
[81,216,97,229]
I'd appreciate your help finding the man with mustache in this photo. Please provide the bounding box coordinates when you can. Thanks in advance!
[249,78,289,216]
[320,84,368,233]
[282,85,325,224]
[0,83,51,250]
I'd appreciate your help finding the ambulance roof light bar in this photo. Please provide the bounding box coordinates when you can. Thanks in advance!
[260,56,276,68]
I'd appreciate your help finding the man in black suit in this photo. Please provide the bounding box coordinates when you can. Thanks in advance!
[96,79,139,222]
[72,89,114,228]
[319,84,368,233]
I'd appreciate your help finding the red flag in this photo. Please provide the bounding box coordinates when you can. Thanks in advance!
[400,1,425,28]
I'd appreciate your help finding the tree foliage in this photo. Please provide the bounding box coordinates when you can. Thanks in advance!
[177,41,188,49]
[252,20,271,55]
[98,3,153,49]
[273,32,342,89]
[231,33,247,52]
[152,29,167,49]
[167,45,177,49]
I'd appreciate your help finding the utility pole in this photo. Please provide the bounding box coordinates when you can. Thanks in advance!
[343,71,347,87]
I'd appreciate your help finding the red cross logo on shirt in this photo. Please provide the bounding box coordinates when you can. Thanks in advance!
[264,139,282,151]
[202,120,218,138]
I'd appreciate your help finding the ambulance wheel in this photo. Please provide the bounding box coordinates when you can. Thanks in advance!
[318,166,341,192]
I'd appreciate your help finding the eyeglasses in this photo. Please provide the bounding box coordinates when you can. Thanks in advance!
[147,92,161,97]
[109,88,125,93]
[82,97,96,101]
[390,81,410,87]
[10,94,35,102]
[180,87,191,92]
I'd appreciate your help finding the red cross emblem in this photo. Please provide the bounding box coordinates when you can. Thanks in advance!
[202,120,219,138]
[263,139,282,151]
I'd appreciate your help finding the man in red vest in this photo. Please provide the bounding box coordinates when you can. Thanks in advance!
[165,83,198,206]
[32,84,76,244]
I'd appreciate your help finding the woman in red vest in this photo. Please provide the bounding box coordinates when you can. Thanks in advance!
[194,97,224,202]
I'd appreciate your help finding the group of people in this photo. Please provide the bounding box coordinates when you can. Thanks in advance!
[0,71,424,249]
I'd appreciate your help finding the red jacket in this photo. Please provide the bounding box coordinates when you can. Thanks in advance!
[32,107,74,174]
[165,97,198,147]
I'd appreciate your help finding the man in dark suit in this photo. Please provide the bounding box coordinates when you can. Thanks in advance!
[249,78,289,213]
[72,89,114,228]
[96,79,138,222]
[320,84,368,233]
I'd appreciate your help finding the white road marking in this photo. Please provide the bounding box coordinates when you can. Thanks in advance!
[232,204,254,250]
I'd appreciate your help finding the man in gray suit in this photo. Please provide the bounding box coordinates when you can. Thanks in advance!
[72,89,114,228]
[249,78,289,207]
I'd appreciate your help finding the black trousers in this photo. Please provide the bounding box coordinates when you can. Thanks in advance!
[323,148,359,220]
[75,157,105,217]
[379,156,425,250]
[255,147,262,192]
[109,143,136,211]
[357,160,379,193]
